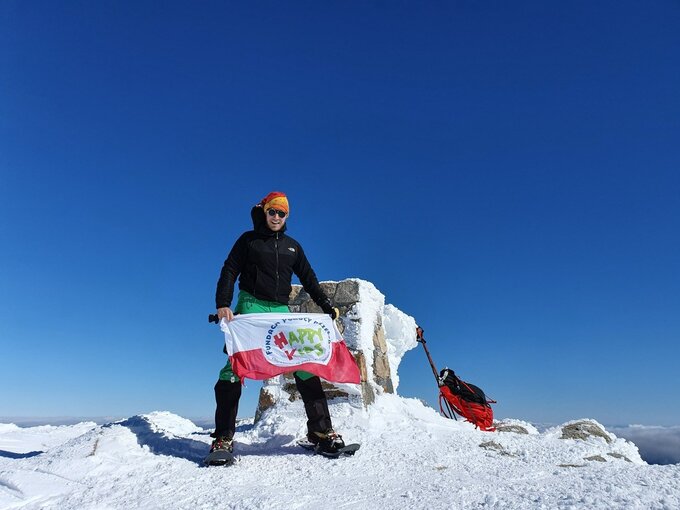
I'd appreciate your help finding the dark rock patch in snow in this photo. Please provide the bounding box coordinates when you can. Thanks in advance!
[560,420,612,443]
[496,424,528,434]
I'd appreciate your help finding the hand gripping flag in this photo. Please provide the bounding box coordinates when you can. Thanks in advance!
[220,313,360,383]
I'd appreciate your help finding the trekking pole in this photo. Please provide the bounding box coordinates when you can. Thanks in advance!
[416,326,442,387]
[416,326,457,420]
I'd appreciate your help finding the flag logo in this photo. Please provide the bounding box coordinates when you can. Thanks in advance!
[264,317,332,365]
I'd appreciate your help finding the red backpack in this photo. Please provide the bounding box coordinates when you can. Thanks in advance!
[438,368,496,432]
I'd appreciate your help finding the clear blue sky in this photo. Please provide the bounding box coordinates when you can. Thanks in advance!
[1,1,679,426]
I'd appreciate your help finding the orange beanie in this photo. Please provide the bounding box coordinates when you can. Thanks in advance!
[261,191,289,215]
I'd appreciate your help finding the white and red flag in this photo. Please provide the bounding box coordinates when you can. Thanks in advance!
[220,313,360,383]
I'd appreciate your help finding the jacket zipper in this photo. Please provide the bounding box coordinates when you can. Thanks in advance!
[274,232,280,299]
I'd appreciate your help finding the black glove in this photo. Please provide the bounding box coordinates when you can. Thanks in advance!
[321,302,340,320]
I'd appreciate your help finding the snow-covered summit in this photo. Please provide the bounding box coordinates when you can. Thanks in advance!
[2,398,678,509]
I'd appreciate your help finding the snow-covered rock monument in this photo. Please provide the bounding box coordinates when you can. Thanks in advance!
[254,278,416,420]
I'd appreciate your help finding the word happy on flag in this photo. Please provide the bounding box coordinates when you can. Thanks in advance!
[220,313,361,383]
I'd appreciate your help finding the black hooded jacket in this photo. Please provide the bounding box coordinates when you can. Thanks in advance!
[215,206,332,312]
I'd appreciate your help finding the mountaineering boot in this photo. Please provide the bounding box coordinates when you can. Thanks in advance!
[209,433,234,454]
[204,432,236,466]
[308,429,345,454]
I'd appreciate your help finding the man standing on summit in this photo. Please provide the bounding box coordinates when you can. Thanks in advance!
[211,191,345,457]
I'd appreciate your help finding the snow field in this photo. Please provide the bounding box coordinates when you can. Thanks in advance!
[1,399,679,510]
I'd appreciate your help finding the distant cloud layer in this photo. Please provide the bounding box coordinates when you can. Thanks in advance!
[612,425,680,465]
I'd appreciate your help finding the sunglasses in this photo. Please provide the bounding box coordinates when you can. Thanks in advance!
[267,209,287,219]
